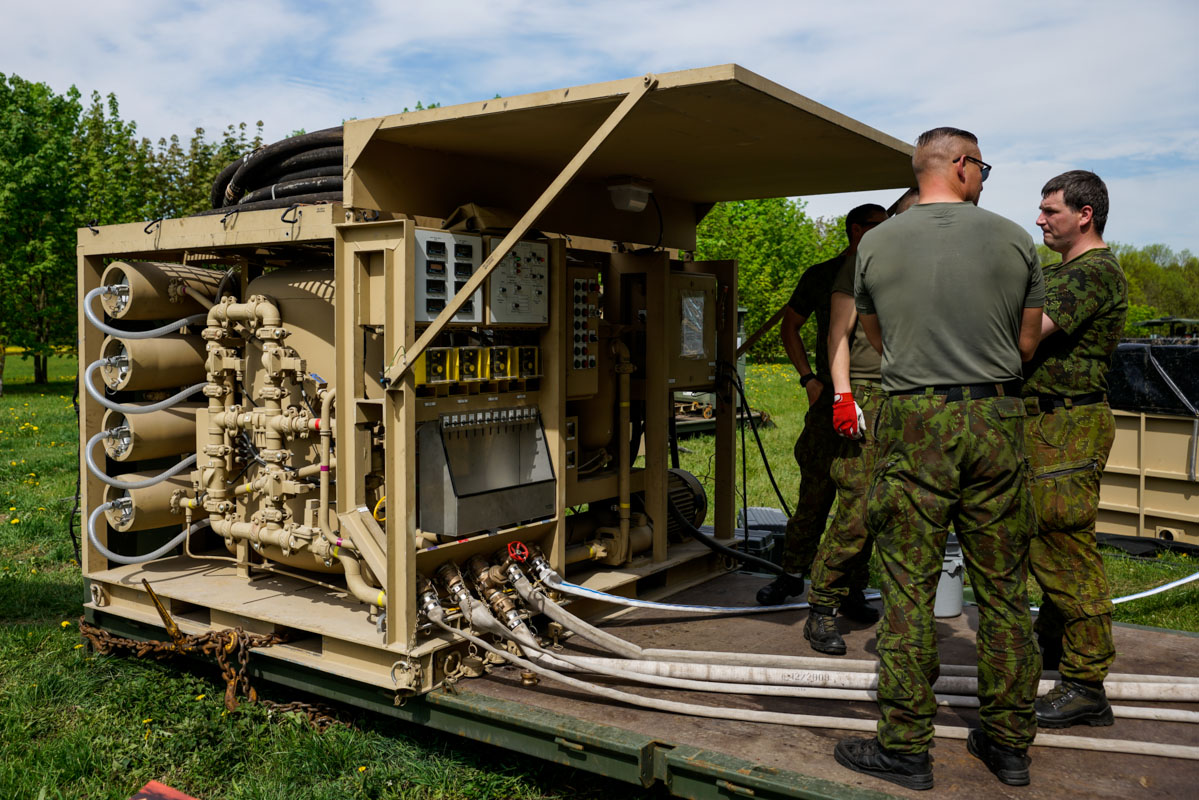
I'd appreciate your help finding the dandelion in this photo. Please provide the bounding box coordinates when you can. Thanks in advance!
[73,644,84,649]
[61,620,71,628]
[195,694,206,701]
[143,718,152,724]
[10,519,19,525]
[358,767,367,773]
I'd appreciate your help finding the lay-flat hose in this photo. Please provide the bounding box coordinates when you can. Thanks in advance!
[84,287,208,340]
[84,359,206,415]
[429,603,1199,760]
[84,429,196,490]
[87,502,210,565]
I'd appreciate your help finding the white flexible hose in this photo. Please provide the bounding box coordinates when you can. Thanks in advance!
[1114,569,1199,604]
[84,359,206,415]
[539,568,880,614]
[84,287,208,339]
[513,573,1199,685]
[486,604,1199,724]
[87,502,210,565]
[84,429,197,489]
[430,603,1199,760]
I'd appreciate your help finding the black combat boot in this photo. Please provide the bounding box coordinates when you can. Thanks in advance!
[840,588,880,624]
[966,729,1031,786]
[1035,679,1114,728]
[755,572,805,605]
[834,737,933,791]
[804,604,847,655]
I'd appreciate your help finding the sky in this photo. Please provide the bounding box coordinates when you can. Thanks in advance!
[3,0,1197,254]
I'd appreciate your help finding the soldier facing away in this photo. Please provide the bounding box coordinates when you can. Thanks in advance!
[833,127,1044,790]
[1024,170,1127,728]
[756,203,888,628]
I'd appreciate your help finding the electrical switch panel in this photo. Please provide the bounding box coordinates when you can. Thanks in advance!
[485,238,549,325]
[567,266,601,398]
[415,230,482,323]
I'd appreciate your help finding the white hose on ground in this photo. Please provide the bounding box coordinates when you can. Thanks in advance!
[484,602,1199,724]
[1113,569,1199,604]
[84,287,208,339]
[430,603,1199,760]
[84,429,197,489]
[84,359,206,415]
[534,653,1199,702]
[538,567,880,615]
[87,502,210,565]
[513,572,1199,686]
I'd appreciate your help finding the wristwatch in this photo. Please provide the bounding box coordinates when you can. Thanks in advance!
[800,373,816,387]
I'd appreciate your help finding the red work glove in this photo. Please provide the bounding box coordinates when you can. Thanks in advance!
[832,392,865,440]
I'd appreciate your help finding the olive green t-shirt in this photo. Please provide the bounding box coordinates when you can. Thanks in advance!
[1023,248,1127,396]
[831,259,882,381]
[855,203,1045,392]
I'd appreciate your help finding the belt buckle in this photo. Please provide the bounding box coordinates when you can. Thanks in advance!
[1038,396,1056,414]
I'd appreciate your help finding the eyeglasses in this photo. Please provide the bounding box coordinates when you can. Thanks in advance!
[959,155,992,182]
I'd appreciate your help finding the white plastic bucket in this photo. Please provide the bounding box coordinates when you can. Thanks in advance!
[934,534,965,618]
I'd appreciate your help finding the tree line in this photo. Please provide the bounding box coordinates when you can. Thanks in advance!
[2,73,1195,386]
[0,73,262,388]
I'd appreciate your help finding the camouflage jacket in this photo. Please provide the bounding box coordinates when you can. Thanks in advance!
[1023,248,1128,396]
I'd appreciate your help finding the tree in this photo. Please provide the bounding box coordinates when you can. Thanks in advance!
[695,198,845,362]
[0,74,83,389]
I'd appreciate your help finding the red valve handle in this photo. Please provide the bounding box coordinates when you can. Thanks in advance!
[508,541,530,562]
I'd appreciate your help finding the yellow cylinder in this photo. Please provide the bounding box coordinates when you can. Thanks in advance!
[103,474,199,532]
[99,335,207,392]
[100,261,224,320]
[100,403,203,462]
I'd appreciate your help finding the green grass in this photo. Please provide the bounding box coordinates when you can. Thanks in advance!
[1,356,1197,798]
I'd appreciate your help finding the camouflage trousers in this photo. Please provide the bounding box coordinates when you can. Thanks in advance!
[868,392,1039,753]
[1025,401,1116,683]
[807,381,881,608]
[781,389,838,575]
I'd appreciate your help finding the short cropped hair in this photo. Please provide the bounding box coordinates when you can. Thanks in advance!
[913,127,979,176]
[1042,170,1109,236]
[845,203,887,237]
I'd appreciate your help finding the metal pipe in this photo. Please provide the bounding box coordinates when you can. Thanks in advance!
[337,551,386,607]
[318,388,336,545]
[612,341,633,561]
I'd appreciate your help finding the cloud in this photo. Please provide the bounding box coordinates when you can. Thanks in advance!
[2,0,1196,249]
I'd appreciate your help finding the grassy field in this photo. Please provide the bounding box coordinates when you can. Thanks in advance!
[1,356,1197,799]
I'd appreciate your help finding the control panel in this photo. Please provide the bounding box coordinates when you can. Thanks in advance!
[486,238,549,325]
[567,266,601,398]
[415,230,483,323]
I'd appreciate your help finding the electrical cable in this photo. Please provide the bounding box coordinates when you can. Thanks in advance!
[67,372,82,564]
[720,361,793,517]
[84,287,208,339]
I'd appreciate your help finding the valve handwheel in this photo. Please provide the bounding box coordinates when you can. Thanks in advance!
[508,541,530,562]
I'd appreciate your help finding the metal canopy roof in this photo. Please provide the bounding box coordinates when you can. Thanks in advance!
[344,64,914,248]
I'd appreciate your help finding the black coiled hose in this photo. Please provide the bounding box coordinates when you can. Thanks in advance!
[198,127,344,216]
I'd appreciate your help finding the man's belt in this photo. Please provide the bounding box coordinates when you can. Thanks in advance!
[1029,391,1106,414]
[888,380,1023,402]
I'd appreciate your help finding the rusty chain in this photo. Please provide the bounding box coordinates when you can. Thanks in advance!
[79,618,345,732]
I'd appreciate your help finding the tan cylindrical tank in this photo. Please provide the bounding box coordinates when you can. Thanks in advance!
[103,474,198,532]
[99,335,207,392]
[100,261,224,320]
[100,403,203,462]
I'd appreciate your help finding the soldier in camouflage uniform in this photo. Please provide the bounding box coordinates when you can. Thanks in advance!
[1025,171,1127,728]
[833,128,1044,791]
[759,205,888,609]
